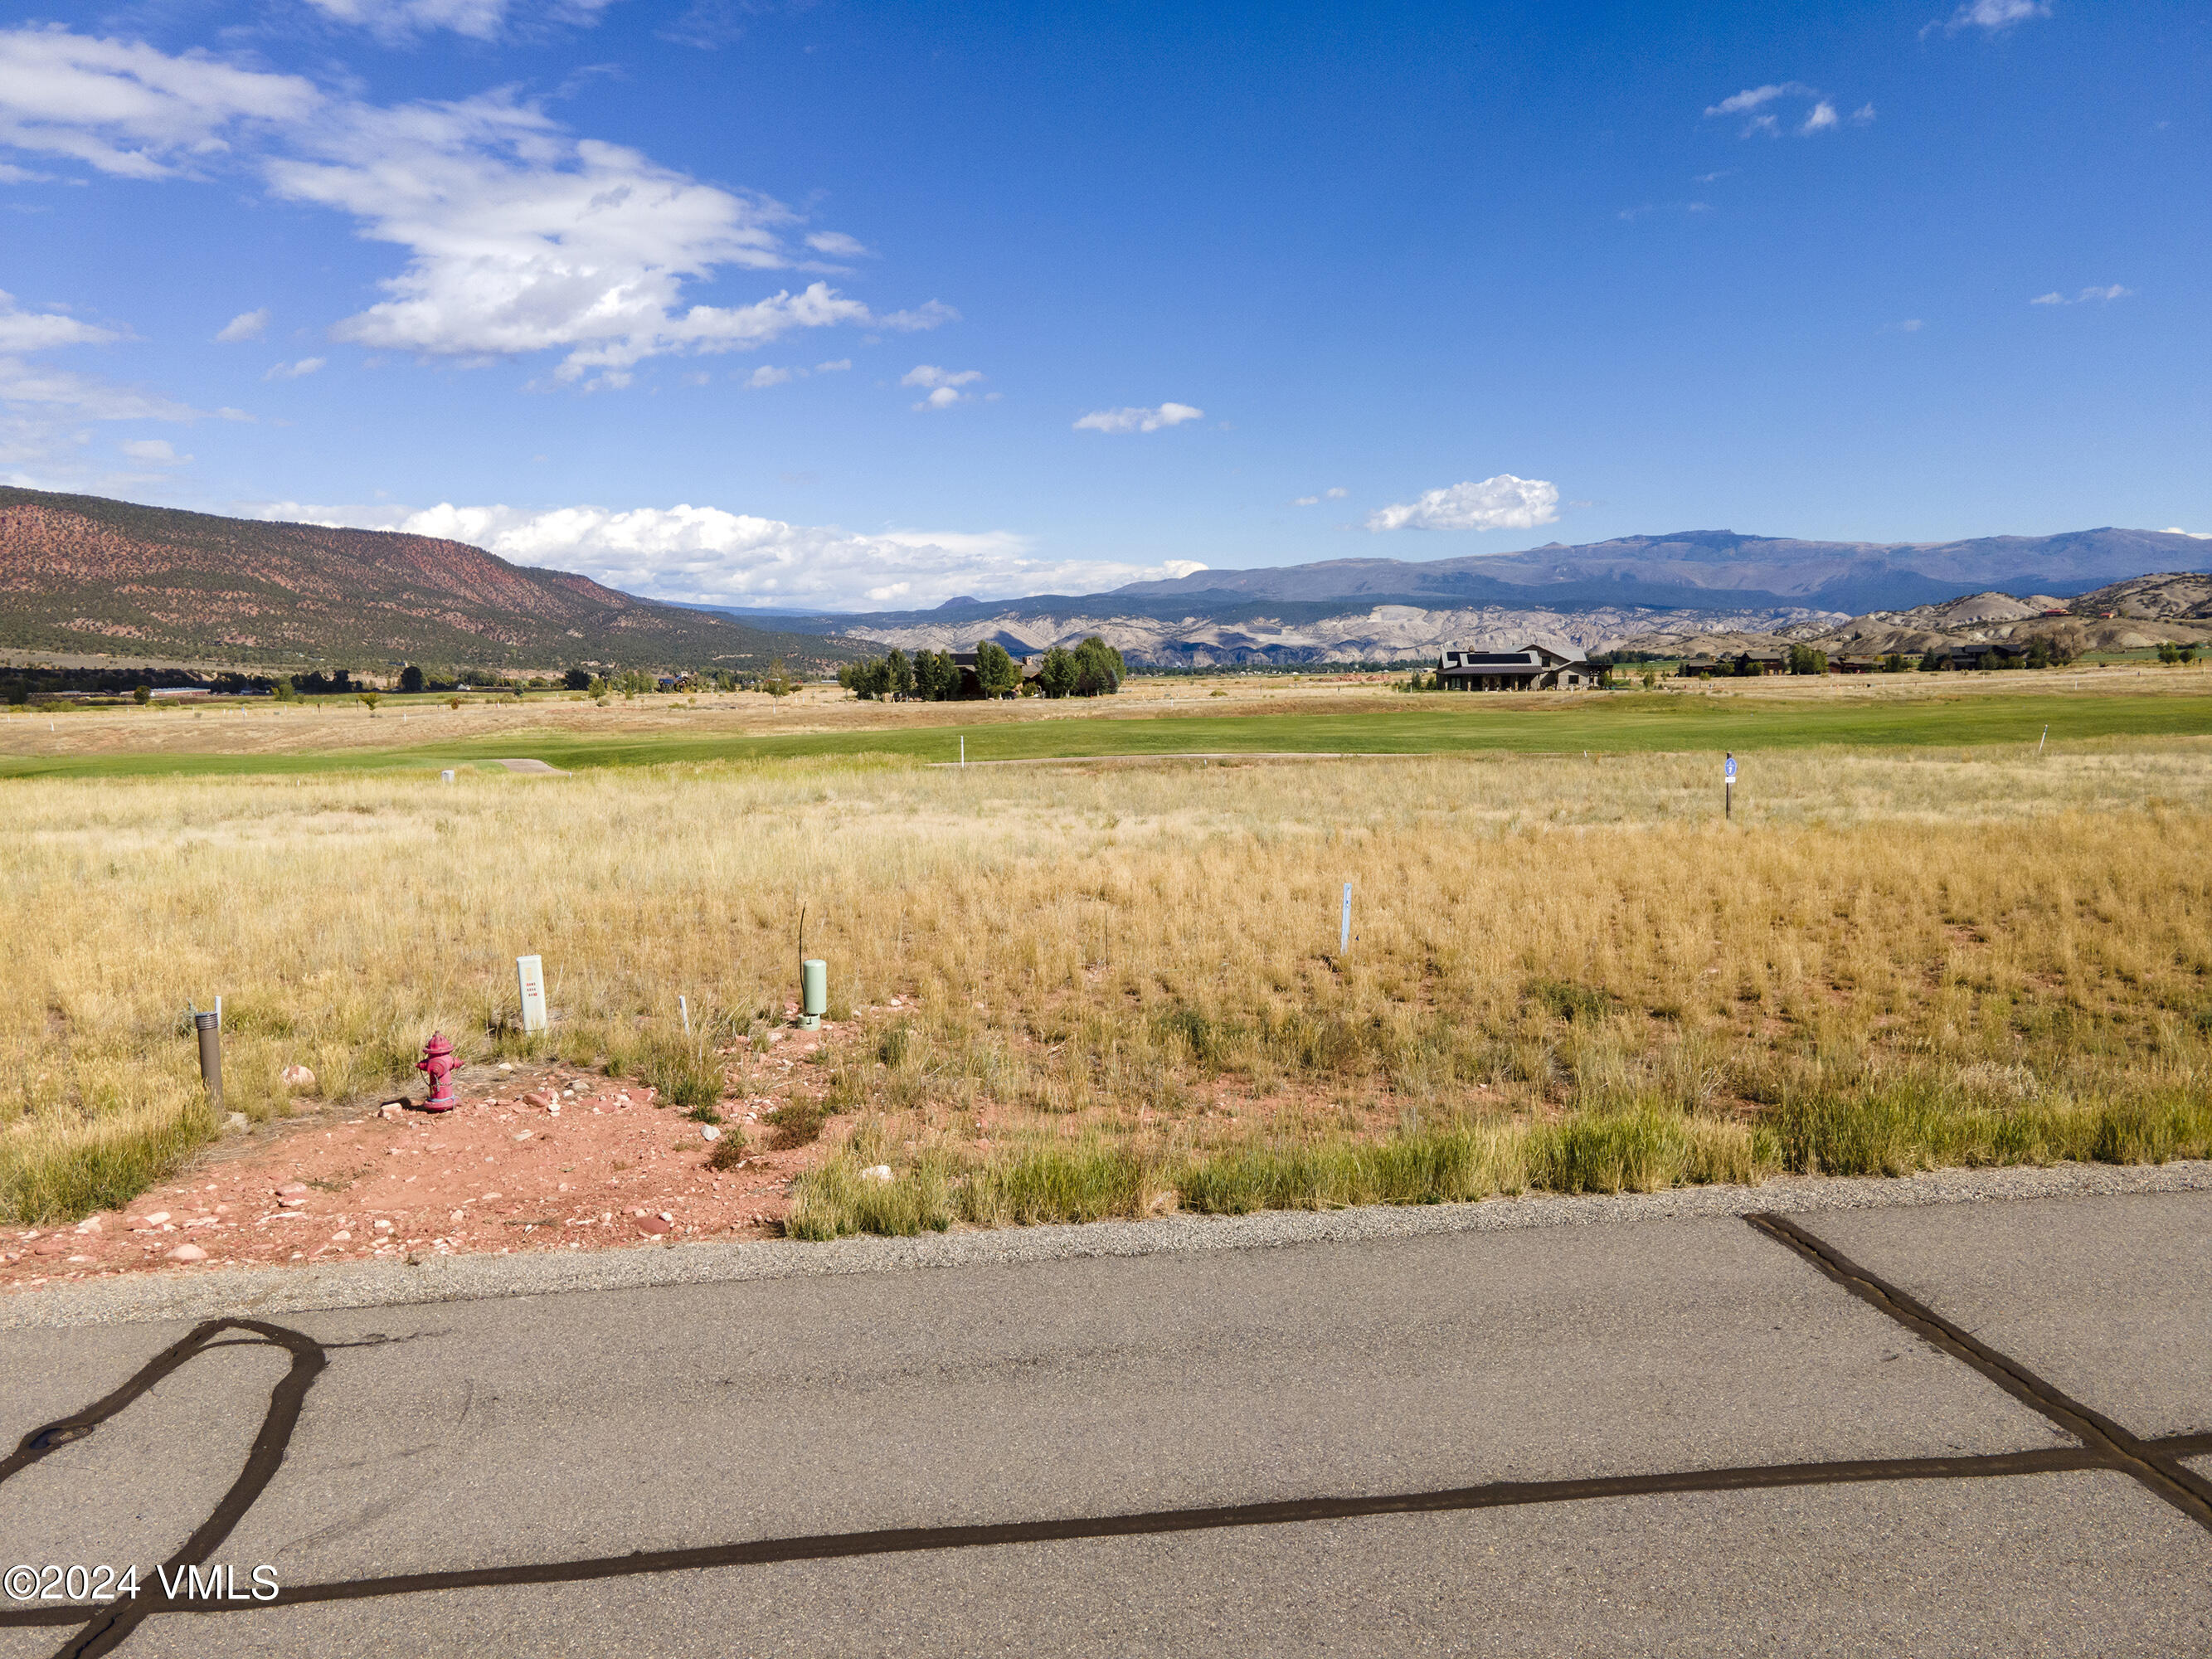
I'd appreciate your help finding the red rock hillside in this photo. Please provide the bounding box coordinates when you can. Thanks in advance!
[0,488,858,673]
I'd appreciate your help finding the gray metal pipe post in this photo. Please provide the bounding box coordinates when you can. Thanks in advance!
[194,1011,223,1112]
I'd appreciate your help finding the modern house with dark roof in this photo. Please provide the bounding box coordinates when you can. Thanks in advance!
[1434,643,1593,691]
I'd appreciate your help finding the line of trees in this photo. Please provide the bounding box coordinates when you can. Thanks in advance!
[837,637,1125,701]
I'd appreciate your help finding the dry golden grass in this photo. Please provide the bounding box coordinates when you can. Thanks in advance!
[7,736,2212,1224]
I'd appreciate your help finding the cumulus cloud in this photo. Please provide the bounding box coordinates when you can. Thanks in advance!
[1704,80,1861,138]
[814,358,850,372]
[2031,285,2133,305]
[215,307,268,342]
[255,498,1214,610]
[1942,0,2049,32]
[119,437,187,463]
[1291,486,1348,507]
[804,231,871,258]
[262,356,325,379]
[746,364,792,388]
[0,29,955,385]
[1366,474,1560,534]
[2165,528,2212,540]
[265,95,953,381]
[0,26,319,179]
[1072,401,1203,434]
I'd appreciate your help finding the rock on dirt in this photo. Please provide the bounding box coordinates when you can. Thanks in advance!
[167,1243,207,1262]
[280,1064,317,1092]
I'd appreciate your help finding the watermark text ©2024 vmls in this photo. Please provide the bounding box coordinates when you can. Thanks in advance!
[4,1563,280,1603]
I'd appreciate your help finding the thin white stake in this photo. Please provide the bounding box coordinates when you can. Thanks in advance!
[680,995,691,1035]
[2038,724,2048,756]
[960,735,965,768]
[215,995,222,1030]
[1339,883,1353,956]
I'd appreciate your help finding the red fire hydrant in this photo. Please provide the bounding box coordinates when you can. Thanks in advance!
[417,1033,459,1112]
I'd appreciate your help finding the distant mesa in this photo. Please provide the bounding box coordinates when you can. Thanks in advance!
[761,528,2210,667]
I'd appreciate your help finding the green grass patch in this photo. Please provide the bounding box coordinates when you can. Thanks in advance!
[7,687,2208,780]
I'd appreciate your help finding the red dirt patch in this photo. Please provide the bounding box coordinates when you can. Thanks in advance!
[0,1033,847,1293]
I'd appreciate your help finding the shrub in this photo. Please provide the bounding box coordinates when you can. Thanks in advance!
[628,1033,724,1112]
[766,1097,829,1149]
[707,1127,748,1170]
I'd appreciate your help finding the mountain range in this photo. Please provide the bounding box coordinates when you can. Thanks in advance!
[778,528,2212,665]
[0,489,859,673]
[2,494,2205,673]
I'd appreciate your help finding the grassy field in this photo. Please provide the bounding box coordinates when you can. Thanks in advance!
[6,674,2211,1233]
[2,666,2208,780]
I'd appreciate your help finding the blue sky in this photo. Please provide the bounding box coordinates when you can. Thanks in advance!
[0,1,2204,609]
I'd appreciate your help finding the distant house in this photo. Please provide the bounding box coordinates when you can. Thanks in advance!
[1831,655,1884,674]
[1934,640,2030,670]
[947,650,1028,699]
[1677,650,1785,679]
[1434,643,1592,691]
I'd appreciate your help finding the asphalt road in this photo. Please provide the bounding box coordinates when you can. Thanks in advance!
[1,1191,2206,1657]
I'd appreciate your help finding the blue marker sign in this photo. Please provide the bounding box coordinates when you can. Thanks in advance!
[1724,754,1737,782]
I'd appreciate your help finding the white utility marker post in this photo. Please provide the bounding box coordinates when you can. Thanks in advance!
[1339,882,1354,956]
[1724,752,1737,820]
[2039,724,2048,757]
[679,995,691,1035]
[960,735,966,768]
[517,954,549,1034]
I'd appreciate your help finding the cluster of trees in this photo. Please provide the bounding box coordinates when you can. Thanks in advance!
[2156,640,2201,664]
[837,637,1125,702]
[1035,636,1124,698]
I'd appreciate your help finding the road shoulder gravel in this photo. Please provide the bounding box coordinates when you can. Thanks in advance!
[5,1157,2209,1331]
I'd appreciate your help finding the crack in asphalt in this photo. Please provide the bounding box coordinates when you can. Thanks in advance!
[2,1211,2205,1652]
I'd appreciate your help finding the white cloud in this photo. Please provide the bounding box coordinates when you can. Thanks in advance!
[901,364,982,388]
[746,364,792,388]
[262,356,325,379]
[120,437,187,463]
[1704,82,1812,117]
[903,364,983,410]
[296,0,624,43]
[0,26,319,179]
[804,231,872,258]
[0,30,954,385]
[1366,474,1560,534]
[215,307,268,342]
[1073,401,1203,434]
[0,161,50,182]
[0,356,197,421]
[1292,486,1348,507]
[254,498,1213,610]
[814,358,850,372]
[2165,528,2212,540]
[1325,485,1347,499]
[1944,0,2050,32]
[2031,285,2133,305]
[0,290,119,351]
[265,95,952,382]
[1898,319,1924,332]
[1704,81,1859,139]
